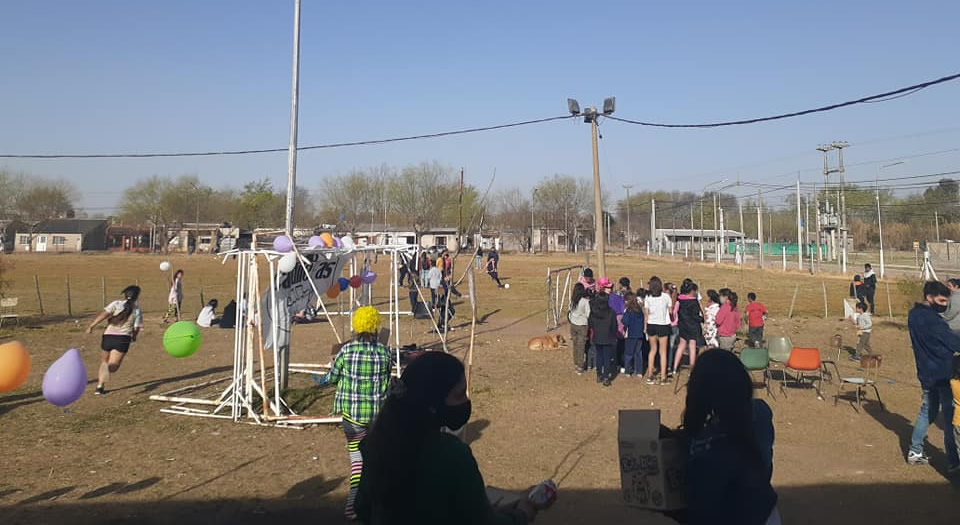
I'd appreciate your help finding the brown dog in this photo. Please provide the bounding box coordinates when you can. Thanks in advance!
[527,334,567,351]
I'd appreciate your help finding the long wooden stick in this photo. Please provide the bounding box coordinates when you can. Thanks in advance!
[34,275,44,316]
[821,281,829,318]
[464,269,478,444]
[886,282,894,319]
[788,283,799,318]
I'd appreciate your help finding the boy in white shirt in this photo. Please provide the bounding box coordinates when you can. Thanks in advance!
[853,301,873,360]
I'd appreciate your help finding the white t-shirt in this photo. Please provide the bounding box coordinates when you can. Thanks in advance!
[644,294,673,326]
[197,306,217,328]
[103,300,143,336]
[428,267,443,289]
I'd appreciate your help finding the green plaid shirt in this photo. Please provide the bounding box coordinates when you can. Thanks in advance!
[328,340,393,424]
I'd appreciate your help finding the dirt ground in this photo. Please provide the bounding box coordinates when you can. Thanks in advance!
[2,252,959,524]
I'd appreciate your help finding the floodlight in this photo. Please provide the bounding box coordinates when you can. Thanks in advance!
[602,97,616,115]
[567,98,581,116]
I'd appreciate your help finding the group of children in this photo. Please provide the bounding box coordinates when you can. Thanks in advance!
[569,268,768,386]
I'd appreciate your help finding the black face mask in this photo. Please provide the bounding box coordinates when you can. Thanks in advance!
[932,302,948,313]
[437,400,472,431]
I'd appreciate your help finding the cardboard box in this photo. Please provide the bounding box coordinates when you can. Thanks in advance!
[618,410,687,511]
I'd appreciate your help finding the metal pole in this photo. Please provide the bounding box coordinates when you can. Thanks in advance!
[284,0,302,236]
[796,178,803,270]
[815,184,822,264]
[530,189,536,253]
[713,193,718,262]
[719,208,725,262]
[935,210,940,241]
[738,200,744,265]
[650,199,656,253]
[877,183,885,280]
[590,117,606,277]
[806,192,812,273]
[757,190,764,269]
[699,200,704,261]
[623,184,632,249]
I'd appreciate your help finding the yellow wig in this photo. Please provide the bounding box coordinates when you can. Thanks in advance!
[352,306,381,335]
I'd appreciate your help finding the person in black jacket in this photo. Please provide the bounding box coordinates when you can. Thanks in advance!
[589,286,618,387]
[862,263,877,313]
[907,280,960,472]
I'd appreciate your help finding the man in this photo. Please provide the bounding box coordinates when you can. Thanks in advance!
[941,278,960,333]
[862,263,877,313]
[907,280,960,473]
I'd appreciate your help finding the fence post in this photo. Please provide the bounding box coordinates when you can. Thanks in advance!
[66,275,72,317]
[101,276,106,307]
[788,283,799,318]
[886,282,893,319]
[34,275,44,316]
[821,281,828,319]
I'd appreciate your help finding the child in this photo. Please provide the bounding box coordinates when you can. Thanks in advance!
[684,348,779,524]
[744,292,768,348]
[86,285,143,395]
[673,281,704,372]
[622,292,645,377]
[853,301,873,360]
[197,299,220,328]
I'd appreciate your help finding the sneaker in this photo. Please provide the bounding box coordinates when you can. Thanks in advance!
[620,367,626,374]
[602,379,612,387]
[907,451,929,465]
[848,355,860,362]
[645,377,658,385]
[94,386,106,395]
[575,368,585,376]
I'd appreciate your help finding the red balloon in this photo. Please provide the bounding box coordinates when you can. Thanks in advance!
[349,275,363,288]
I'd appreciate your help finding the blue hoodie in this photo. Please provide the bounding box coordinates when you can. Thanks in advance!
[908,302,960,389]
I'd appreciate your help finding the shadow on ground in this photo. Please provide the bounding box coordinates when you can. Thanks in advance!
[3,482,959,524]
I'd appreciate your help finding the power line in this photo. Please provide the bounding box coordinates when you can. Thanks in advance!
[605,72,960,129]
[0,115,576,159]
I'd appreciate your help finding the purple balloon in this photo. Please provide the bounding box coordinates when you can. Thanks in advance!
[361,270,377,284]
[308,235,324,248]
[333,237,342,249]
[42,349,87,407]
[273,235,294,253]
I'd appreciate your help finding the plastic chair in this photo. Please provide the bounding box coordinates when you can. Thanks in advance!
[781,347,825,399]
[739,347,773,397]
[766,336,792,383]
[835,354,885,411]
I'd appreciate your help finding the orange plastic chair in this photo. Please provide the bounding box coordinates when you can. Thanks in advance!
[781,347,825,399]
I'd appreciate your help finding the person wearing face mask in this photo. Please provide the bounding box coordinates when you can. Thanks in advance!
[906,280,960,474]
[321,306,394,520]
[356,352,553,524]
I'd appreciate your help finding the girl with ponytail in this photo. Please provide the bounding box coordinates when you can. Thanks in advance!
[86,285,142,395]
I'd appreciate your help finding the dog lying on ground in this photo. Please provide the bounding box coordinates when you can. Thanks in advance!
[527,334,567,351]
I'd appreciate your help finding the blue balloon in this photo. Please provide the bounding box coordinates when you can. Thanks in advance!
[338,277,350,291]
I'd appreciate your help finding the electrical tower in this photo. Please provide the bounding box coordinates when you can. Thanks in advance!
[816,142,848,270]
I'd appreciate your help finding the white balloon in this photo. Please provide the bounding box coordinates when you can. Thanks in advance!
[278,253,298,273]
[340,235,355,250]
[160,261,171,272]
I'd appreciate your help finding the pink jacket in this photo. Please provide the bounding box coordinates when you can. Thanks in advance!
[715,302,740,337]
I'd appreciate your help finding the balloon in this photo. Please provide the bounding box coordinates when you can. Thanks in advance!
[361,270,377,284]
[349,275,363,289]
[326,284,340,299]
[42,349,87,406]
[0,341,31,393]
[278,253,298,273]
[320,233,335,247]
[159,261,171,272]
[273,235,294,253]
[333,237,342,249]
[308,236,324,248]
[340,236,355,250]
[163,321,203,358]
[338,277,350,291]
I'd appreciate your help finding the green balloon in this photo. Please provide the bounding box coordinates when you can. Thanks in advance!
[163,321,203,358]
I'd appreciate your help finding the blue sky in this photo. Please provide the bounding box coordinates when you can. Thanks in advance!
[2,1,959,213]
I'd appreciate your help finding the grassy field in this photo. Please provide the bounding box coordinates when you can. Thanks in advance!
[1,252,959,524]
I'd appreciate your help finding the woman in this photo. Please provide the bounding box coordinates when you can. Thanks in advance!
[715,289,741,351]
[163,269,184,323]
[673,281,704,372]
[219,299,238,329]
[196,299,220,328]
[568,283,591,374]
[85,285,143,395]
[322,306,394,520]
[703,289,721,348]
[684,349,779,524]
[356,352,551,524]
[589,282,618,387]
[644,276,673,385]
[666,282,680,375]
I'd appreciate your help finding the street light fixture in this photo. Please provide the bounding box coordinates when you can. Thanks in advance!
[568,97,615,277]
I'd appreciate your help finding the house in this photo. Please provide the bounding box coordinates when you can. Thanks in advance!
[106,225,152,253]
[14,219,109,253]
[419,227,459,253]
[1,220,29,253]
[531,227,594,253]
[167,223,241,254]
[353,225,417,247]
[653,228,745,253]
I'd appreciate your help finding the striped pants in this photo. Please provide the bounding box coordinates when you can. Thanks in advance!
[342,418,368,520]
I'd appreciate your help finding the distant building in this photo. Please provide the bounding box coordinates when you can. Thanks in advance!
[0,220,29,253]
[13,219,109,253]
[167,223,241,254]
[353,225,417,247]
[653,228,745,253]
[106,225,152,253]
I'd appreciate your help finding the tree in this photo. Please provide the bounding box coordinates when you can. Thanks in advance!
[12,178,76,221]
[236,179,279,230]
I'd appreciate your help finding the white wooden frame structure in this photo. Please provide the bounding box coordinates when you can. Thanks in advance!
[546,265,582,332]
[150,244,419,428]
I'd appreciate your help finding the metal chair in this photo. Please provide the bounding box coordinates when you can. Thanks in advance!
[0,297,20,328]
[740,347,773,398]
[835,354,885,411]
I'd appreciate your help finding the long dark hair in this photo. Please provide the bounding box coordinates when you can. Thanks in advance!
[680,280,697,295]
[571,282,589,306]
[361,352,465,520]
[707,289,720,305]
[683,348,761,464]
[728,292,739,309]
[109,285,141,325]
[648,276,663,297]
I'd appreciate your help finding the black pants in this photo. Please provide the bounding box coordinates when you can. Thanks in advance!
[863,288,876,313]
[488,271,502,287]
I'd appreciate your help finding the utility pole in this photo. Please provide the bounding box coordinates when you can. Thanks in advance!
[699,200,705,261]
[713,193,719,262]
[719,208,725,263]
[805,192,812,273]
[834,141,849,275]
[738,200,744,266]
[530,189,537,253]
[284,0,302,237]
[814,183,822,264]
[796,177,803,271]
[757,190,764,269]
[623,185,633,249]
[936,210,941,241]
[457,167,464,250]
[650,199,656,253]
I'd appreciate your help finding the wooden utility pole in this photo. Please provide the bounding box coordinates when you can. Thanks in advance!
[590,115,606,277]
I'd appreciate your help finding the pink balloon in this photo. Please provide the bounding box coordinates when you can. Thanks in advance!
[42,349,87,406]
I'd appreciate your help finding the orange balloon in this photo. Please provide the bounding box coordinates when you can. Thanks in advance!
[0,341,31,393]
[326,284,340,299]
[320,232,335,248]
